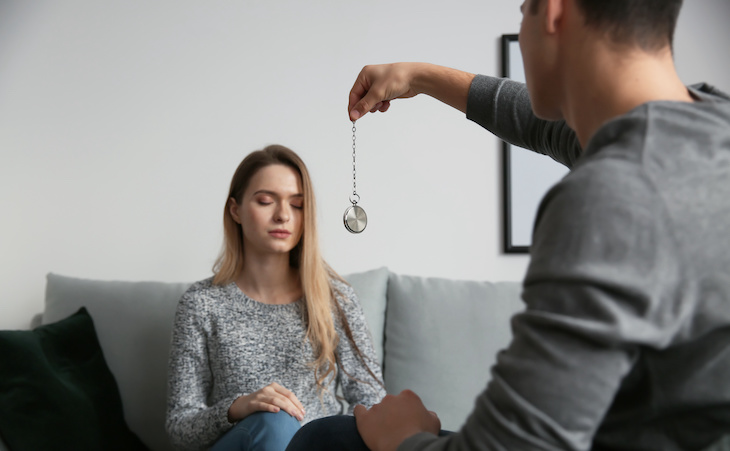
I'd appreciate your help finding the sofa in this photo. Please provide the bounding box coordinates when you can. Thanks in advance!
[0,267,525,451]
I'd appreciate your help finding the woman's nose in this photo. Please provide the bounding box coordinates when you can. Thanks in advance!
[274,204,290,223]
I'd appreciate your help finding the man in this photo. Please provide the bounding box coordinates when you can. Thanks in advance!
[287,0,730,449]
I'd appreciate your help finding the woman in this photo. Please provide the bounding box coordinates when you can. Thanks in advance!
[166,145,386,451]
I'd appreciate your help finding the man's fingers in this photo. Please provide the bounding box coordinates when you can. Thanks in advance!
[351,94,377,121]
[353,404,368,418]
[349,66,391,121]
[348,73,371,120]
[369,100,391,113]
[348,74,368,112]
[370,101,384,113]
[352,89,391,120]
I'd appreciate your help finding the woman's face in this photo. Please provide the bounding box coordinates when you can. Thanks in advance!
[230,164,304,258]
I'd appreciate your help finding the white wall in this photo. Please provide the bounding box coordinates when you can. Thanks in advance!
[1,0,728,330]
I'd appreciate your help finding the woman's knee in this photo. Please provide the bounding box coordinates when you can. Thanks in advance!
[247,411,300,450]
[253,411,301,436]
[213,411,301,451]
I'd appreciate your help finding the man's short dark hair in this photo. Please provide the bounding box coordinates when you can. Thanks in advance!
[529,0,683,51]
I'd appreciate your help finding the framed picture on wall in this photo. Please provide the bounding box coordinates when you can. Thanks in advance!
[501,34,569,254]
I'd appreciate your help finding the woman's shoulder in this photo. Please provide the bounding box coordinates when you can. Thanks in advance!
[330,277,367,319]
[180,276,233,307]
[330,277,356,301]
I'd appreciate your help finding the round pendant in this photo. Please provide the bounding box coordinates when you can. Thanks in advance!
[344,205,367,234]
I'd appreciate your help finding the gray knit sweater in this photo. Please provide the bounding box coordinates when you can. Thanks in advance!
[165,277,386,451]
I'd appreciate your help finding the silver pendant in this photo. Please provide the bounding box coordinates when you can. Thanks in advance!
[344,204,367,234]
[344,121,367,234]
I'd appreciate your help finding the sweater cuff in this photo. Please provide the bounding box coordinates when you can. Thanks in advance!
[216,394,243,428]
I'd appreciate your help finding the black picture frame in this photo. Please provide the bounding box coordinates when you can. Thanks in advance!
[501,34,568,254]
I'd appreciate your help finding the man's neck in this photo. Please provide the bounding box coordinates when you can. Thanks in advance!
[561,43,694,148]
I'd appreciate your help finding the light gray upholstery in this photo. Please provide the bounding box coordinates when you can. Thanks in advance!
[384,273,523,431]
[342,266,389,365]
[43,274,191,451]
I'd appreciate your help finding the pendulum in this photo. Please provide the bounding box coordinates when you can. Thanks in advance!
[344,121,367,233]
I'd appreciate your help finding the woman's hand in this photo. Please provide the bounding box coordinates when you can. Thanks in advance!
[228,382,306,422]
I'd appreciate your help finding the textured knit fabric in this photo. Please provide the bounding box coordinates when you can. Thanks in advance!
[400,76,730,450]
[166,277,385,451]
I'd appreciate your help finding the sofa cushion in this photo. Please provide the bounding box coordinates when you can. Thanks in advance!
[384,273,524,431]
[43,274,191,451]
[0,307,149,450]
[343,266,389,365]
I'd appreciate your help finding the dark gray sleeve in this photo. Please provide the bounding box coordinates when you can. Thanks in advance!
[466,75,582,168]
[398,159,681,450]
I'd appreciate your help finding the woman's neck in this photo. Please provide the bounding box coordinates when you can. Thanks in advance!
[236,253,301,305]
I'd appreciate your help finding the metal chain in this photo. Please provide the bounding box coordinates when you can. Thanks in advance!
[351,121,358,203]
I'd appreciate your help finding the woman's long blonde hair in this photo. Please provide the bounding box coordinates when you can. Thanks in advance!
[212,145,362,390]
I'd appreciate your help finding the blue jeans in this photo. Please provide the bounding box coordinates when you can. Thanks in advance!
[212,411,301,451]
[285,415,452,451]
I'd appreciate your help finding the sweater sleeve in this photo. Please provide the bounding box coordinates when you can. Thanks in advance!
[165,291,239,451]
[333,282,387,412]
[466,74,582,168]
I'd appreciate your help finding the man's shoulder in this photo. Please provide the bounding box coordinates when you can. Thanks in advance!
[561,161,652,207]
[690,82,730,101]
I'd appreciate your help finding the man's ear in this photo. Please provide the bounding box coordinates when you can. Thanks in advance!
[544,0,566,35]
[228,197,241,224]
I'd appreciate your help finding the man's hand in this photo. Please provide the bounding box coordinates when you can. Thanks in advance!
[348,63,475,121]
[354,390,441,451]
[348,63,424,121]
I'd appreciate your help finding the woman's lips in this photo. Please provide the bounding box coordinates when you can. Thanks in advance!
[269,230,291,238]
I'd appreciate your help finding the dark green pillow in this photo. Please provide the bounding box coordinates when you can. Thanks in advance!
[0,307,149,450]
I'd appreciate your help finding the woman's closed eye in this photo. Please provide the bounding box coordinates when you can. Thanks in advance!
[255,195,274,206]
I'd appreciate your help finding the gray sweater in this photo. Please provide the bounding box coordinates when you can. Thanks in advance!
[402,76,730,450]
[166,278,385,451]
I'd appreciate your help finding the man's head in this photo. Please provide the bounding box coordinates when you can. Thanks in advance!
[526,0,683,51]
[518,0,684,120]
